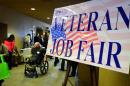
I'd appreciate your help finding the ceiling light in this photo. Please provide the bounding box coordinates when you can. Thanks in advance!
[30,8,36,11]
[47,17,50,20]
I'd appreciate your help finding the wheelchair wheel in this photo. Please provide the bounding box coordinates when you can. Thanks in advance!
[24,64,38,78]
[40,61,49,75]
[24,64,30,77]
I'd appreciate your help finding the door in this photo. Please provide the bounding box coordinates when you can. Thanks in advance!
[0,23,7,43]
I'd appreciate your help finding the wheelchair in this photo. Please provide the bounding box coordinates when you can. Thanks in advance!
[24,48,49,78]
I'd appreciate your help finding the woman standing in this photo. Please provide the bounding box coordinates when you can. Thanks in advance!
[4,34,15,69]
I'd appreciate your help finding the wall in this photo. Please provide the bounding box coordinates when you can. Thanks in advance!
[78,65,130,86]
[99,68,130,86]
[0,6,50,50]
[78,64,92,86]
[78,64,99,86]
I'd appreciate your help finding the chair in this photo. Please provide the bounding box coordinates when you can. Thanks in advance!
[24,48,49,78]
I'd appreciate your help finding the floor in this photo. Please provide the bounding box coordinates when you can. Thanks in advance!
[2,58,75,86]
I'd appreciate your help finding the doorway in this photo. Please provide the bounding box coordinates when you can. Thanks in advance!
[0,22,7,42]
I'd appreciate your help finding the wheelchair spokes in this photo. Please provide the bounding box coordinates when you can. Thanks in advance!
[40,60,49,75]
[24,58,49,78]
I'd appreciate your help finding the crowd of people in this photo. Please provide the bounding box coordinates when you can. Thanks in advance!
[23,31,49,49]
[0,31,50,70]
[0,31,78,85]
[23,31,78,77]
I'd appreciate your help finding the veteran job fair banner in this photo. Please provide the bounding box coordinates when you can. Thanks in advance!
[46,0,130,74]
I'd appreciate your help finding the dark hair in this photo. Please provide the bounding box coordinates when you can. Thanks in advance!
[27,34,31,36]
[7,34,15,41]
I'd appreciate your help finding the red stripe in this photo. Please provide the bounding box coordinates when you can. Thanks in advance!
[51,14,100,54]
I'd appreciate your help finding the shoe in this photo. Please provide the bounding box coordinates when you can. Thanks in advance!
[68,75,73,77]
[59,68,64,71]
[50,57,53,59]
[54,63,57,66]
[69,74,75,77]
[54,60,59,66]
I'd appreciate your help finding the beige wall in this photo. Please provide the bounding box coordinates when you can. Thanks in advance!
[78,64,130,86]
[99,68,130,86]
[78,64,92,86]
[0,6,50,50]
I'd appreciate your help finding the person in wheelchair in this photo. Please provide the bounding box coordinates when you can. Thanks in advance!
[24,42,47,78]
[30,42,46,65]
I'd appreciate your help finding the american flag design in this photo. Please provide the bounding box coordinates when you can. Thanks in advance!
[50,15,99,53]
[46,0,130,74]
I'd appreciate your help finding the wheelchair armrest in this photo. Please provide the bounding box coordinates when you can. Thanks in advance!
[25,58,31,62]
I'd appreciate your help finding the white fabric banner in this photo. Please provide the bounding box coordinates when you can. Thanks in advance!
[46,0,130,74]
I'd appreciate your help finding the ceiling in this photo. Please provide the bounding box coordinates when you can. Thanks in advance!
[0,0,89,24]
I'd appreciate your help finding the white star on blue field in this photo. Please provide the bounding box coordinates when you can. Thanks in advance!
[51,23,66,41]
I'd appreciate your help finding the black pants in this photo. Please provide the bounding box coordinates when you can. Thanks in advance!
[61,59,65,70]
[0,80,4,86]
[6,51,13,70]
[54,57,59,66]
[70,61,78,76]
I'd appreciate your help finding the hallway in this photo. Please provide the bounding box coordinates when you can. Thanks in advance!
[2,59,75,86]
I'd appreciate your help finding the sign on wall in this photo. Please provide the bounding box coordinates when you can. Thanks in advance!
[46,0,130,74]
